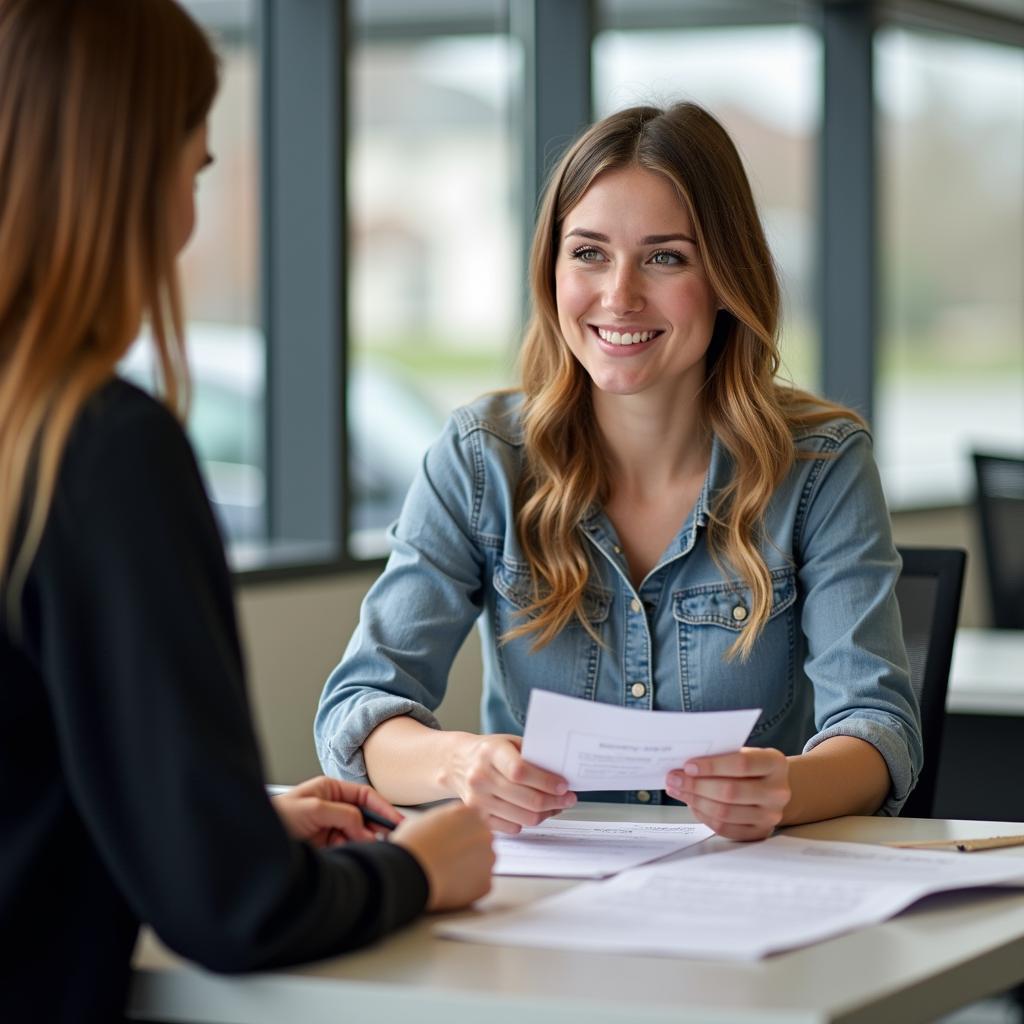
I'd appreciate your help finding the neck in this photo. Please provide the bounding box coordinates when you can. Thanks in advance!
[593,383,711,499]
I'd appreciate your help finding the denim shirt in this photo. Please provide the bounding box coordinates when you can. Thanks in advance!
[315,392,922,815]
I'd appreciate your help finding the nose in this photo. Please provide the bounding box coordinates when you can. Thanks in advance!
[602,263,644,317]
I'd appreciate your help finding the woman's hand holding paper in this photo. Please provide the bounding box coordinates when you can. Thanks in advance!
[666,747,791,841]
[445,732,577,835]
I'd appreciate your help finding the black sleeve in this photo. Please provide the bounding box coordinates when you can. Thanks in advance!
[25,383,428,971]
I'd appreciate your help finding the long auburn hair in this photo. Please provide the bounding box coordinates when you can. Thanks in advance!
[512,103,861,658]
[0,0,218,614]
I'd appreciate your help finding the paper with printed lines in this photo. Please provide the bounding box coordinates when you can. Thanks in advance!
[521,689,760,791]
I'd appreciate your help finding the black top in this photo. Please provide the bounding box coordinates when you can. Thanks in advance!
[0,379,428,1023]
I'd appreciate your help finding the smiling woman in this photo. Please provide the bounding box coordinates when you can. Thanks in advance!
[315,102,922,847]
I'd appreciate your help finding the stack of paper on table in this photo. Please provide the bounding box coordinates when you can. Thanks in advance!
[493,819,714,878]
[439,835,1024,960]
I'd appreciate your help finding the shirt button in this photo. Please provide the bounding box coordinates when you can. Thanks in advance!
[636,790,651,803]
[732,604,748,622]
[631,682,646,699]
[613,544,622,554]
[630,598,643,613]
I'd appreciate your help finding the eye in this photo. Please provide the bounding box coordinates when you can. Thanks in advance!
[569,245,606,263]
[649,249,687,266]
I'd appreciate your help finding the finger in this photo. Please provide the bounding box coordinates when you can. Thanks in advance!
[666,775,788,810]
[489,770,576,816]
[493,745,571,797]
[711,821,775,842]
[684,791,781,829]
[487,815,523,836]
[679,747,781,780]
[486,809,559,836]
[288,776,323,798]
[352,786,404,826]
[463,758,572,817]
[309,799,376,842]
[472,791,553,829]
[293,775,356,805]
[313,778,406,828]
[450,800,491,826]
[324,828,348,847]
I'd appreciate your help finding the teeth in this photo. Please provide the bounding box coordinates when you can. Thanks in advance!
[596,328,656,346]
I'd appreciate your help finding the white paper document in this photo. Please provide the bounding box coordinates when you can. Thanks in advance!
[493,818,714,878]
[521,690,761,791]
[438,834,1024,960]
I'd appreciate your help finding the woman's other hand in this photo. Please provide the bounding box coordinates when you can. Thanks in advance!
[665,747,790,841]
[392,803,495,911]
[272,775,403,847]
[445,733,576,834]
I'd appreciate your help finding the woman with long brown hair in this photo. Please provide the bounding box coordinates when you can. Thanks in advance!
[0,2,492,1019]
[316,103,921,839]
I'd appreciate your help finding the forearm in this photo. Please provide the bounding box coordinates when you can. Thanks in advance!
[363,715,472,805]
[781,735,890,826]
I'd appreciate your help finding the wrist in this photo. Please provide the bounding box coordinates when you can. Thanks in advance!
[436,730,475,797]
[778,754,801,826]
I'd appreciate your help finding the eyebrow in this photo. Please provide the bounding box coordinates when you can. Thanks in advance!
[564,228,697,245]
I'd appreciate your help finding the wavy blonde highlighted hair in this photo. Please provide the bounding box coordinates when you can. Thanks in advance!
[511,103,861,659]
[0,0,217,617]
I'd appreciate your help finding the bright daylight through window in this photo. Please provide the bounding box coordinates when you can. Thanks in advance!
[348,1,519,557]
[876,29,1024,509]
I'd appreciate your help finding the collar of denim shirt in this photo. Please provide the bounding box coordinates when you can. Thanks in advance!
[580,431,734,567]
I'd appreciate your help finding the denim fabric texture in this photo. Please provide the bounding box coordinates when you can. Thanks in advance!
[315,391,922,814]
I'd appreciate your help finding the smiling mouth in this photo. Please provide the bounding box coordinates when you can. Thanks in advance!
[591,326,664,347]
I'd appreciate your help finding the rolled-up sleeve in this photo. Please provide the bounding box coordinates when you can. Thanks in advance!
[796,428,923,815]
[315,417,486,783]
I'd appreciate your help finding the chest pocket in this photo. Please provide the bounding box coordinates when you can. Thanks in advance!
[672,569,798,736]
[492,561,612,726]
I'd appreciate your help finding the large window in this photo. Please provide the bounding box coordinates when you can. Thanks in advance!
[349,2,520,556]
[121,2,1023,577]
[593,8,821,390]
[876,29,1024,508]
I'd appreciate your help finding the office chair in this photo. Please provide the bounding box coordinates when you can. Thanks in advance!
[972,452,1024,629]
[895,546,966,819]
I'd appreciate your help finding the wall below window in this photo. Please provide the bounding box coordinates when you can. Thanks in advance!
[237,570,484,784]
[239,505,985,785]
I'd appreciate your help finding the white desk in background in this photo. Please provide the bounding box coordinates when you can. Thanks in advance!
[129,805,1024,1024]
[947,627,1024,715]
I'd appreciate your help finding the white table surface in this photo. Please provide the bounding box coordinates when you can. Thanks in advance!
[129,804,1024,1024]
[947,627,1024,714]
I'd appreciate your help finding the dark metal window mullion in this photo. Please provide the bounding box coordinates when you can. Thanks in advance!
[338,1,351,563]
[512,0,594,328]
[261,0,346,560]
[819,1,876,423]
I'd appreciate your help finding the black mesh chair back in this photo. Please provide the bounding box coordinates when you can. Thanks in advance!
[972,452,1024,629]
[895,547,966,818]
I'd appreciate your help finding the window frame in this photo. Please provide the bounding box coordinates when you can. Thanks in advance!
[241,0,1023,583]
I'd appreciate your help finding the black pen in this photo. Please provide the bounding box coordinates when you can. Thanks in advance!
[361,807,398,832]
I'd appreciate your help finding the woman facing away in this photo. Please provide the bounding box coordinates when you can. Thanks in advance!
[315,102,922,838]
[0,2,492,1020]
